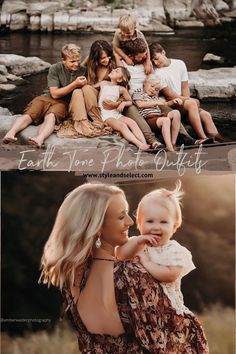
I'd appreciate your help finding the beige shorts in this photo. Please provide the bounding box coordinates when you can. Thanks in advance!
[24,96,68,125]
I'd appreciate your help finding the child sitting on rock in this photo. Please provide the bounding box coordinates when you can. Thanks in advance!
[133,76,181,152]
[3,44,87,148]
[95,66,150,150]
[149,41,224,143]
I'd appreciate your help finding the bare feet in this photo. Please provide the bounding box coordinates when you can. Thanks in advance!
[3,133,17,144]
[137,142,150,151]
[166,145,176,152]
[194,138,214,145]
[28,136,44,148]
[151,141,162,149]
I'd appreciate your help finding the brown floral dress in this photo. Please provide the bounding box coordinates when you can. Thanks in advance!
[62,260,209,354]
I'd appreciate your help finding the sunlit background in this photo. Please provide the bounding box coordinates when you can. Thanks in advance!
[1,172,235,354]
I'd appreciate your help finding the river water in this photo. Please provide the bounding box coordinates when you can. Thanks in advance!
[0,25,235,138]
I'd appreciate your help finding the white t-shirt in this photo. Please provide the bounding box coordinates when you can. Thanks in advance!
[153,59,188,95]
[122,60,166,95]
[147,240,195,315]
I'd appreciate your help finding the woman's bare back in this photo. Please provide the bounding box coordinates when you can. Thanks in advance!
[73,262,125,337]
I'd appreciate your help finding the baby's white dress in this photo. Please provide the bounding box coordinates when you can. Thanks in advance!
[147,239,195,315]
[98,85,123,121]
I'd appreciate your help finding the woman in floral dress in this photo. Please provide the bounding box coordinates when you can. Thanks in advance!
[39,182,209,353]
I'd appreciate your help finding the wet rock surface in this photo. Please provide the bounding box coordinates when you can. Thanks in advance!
[0,54,51,94]
[189,67,236,100]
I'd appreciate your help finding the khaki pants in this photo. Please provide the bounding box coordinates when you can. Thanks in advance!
[125,104,195,145]
[69,85,100,122]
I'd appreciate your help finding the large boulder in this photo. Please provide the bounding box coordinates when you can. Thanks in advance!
[26,2,60,15]
[189,67,236,100]
[10,12,28,30]
[0,54,51,77]
[0,84,17,93]
[29,15,41,31]
[137,0,166,21]
[214,0,230,11]
[164,0,193,21]
[203,53,225,64]
[54,11,70,31]
[1,0,27,14]
[175,19,204,27]
[40,14,54,31]
[0,64,24,83]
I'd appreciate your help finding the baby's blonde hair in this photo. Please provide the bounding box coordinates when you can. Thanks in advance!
[119,13,136,33]
[39,183,125,289]
[61,43,81,60]
[136,181,184,230]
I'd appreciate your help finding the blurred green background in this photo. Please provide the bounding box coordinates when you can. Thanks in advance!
[1,172,235,353]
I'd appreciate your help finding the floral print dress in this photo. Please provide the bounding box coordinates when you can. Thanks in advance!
[62,260,209,353]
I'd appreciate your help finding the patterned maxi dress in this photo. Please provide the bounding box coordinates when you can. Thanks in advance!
[62,260,209,354]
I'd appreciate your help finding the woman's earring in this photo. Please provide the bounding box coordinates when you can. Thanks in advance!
[95,233,101,248]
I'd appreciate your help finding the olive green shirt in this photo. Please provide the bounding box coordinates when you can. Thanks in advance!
[44,62,86,104]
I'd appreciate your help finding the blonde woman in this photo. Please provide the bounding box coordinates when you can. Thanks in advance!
[39,183,206,353]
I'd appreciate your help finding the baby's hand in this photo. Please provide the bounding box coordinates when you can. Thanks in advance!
[125,57,134,66]
[102,99,119,110]
[117,101,126,112]
[75,76,87,87]
[137,234,160,247]
[172,98,183,105]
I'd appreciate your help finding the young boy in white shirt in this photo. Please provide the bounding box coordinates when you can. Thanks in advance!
[150,42,224,143]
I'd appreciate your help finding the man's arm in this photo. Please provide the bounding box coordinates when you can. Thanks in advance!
[181,80,191,97]
[160,86,184,100]
[114,47,134,66]
[144,47,153,74]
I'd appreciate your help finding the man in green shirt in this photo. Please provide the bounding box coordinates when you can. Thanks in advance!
[3,44,87,147]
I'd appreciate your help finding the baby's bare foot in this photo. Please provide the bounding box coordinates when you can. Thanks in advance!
[28,136,44,148]
[3,133,17,144]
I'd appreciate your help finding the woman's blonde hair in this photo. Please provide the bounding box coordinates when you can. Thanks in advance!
[39,183,125,289]
[136,181,184,231]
